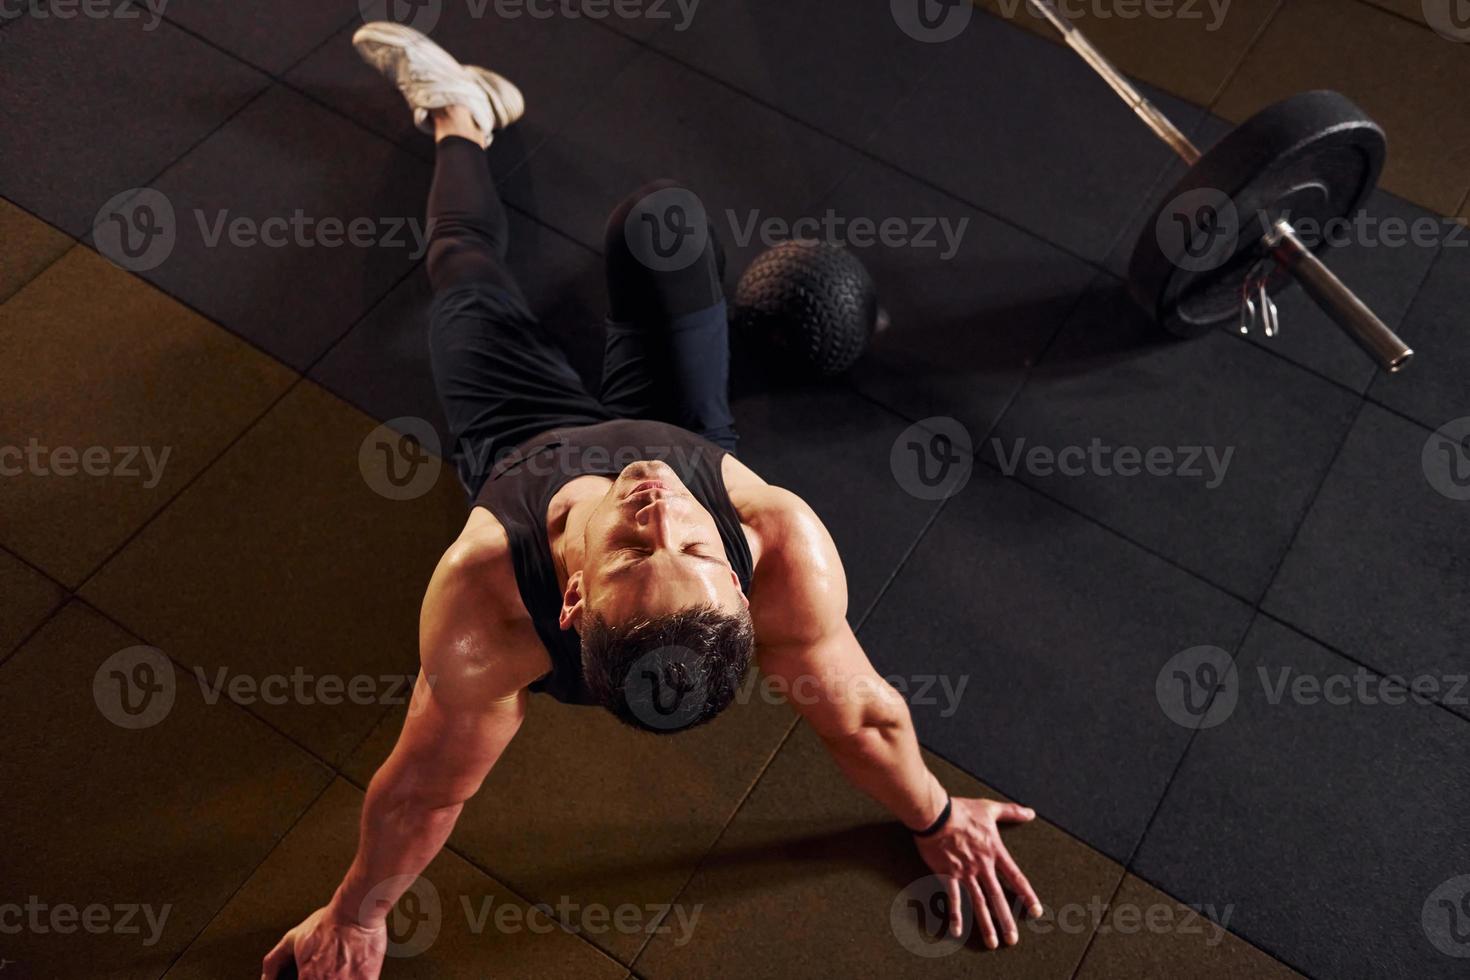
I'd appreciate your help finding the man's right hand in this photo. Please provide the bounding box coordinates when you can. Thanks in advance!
[261,906,387,980]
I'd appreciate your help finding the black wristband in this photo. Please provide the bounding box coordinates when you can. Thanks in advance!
[912,797,953,838]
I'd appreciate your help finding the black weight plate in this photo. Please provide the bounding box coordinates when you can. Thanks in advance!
[1128,90,1386,338]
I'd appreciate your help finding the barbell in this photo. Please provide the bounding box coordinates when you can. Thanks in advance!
[1023,0,1415,372]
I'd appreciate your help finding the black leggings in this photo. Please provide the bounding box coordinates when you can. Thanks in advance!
[424,137,737,497]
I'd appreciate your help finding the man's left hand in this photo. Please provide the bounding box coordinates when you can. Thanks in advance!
[913,797,1044,948]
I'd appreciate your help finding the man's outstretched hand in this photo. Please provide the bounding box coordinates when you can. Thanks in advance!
[261,906,387,980]
[913,797,1043,949]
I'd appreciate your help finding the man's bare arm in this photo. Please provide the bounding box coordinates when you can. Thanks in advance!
[748,489,1042,948]
[263,531,545,979]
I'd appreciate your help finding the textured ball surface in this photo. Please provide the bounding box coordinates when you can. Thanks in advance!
[733,240,879,376]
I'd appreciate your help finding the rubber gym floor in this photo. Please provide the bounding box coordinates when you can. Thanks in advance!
[3,1,1468,977]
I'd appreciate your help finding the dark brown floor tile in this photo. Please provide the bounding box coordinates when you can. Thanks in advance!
[979,0,1281,107]
[0,199,72,302]
[636,724,1124,980]
[79,381,468,764]
[0,548,65,657]
[0,248,295,587]
[0,602,329,979]
[346,686,797,963]
[1213,0,1470,215]
[163,779,626,980]
[1360,0,1430,24]
[1074,875,1304,980]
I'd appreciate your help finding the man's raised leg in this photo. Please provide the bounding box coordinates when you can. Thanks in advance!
[599,179,738,452]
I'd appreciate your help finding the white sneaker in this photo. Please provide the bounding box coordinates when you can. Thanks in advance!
[352,22,523,149]
[466,65,525,132]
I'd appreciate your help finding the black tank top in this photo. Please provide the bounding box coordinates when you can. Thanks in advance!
[474,419,754,705]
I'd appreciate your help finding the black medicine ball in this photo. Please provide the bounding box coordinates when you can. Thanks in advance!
[732,240,883,377]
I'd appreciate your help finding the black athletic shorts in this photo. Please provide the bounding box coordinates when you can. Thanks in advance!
[428,281,737,498]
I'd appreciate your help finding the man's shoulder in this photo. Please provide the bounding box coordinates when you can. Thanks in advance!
[422,510,550,698]
[441,508,514,573]
[729,480,824,544]
[429,510,526,623]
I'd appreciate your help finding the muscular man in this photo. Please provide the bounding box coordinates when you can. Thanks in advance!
[263,23,1041,979]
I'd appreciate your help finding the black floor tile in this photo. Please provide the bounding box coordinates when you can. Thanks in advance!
[988,279,1361,601]
[864,13,1206,264]
[119,83,432,370]
[311,208,608,448]
[579,0,676,40]
[817,155,1096,440]
[1133,615,1470,980]
[648,0,941,148]
[164,0,358,75]
[731,383,947,625]
[499,48,860,273]
[1367,241,1470,432]
[0,10,268,235]
[308,264,449,445]
[286,8,644,178]
[1265,402,1470,720]
[857,467,1253,861]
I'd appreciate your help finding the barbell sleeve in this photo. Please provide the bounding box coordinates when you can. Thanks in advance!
[1266,221,1414,373]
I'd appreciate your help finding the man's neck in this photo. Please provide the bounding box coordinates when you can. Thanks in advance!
[545,475,613,586]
